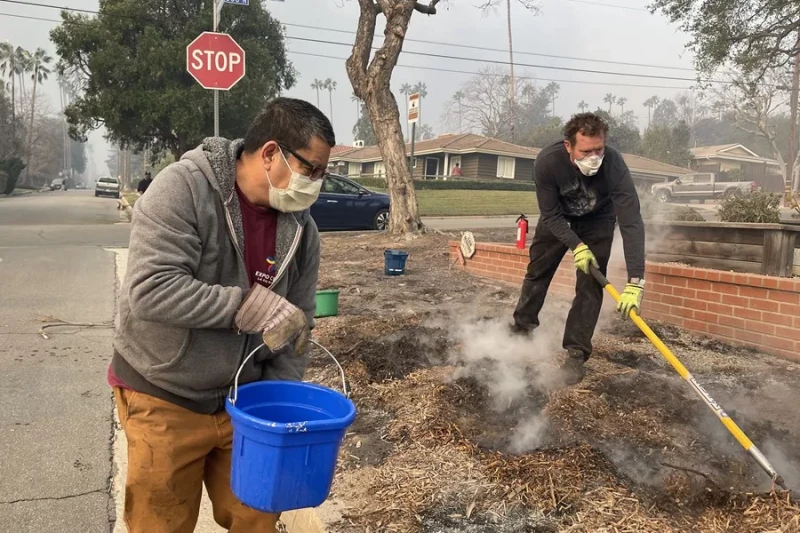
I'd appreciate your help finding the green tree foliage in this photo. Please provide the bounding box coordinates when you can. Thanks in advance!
[640,121,692,168]
[651,0,799,77]
[0,87,16,158]
[592,109,642,154]
[51,0,295,159]
[70,139,86,175]
[352,103,377,146]
[652,99,679,128]
[519,117,563,149]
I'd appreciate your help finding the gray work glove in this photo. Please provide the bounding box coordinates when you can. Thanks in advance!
[234,284,309,356]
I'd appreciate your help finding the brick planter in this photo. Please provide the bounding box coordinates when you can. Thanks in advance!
[449,242,800,362]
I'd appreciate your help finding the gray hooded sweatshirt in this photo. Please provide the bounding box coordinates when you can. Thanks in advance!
[111,138,320,414]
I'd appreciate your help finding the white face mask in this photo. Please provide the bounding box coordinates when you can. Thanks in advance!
[574,154,604,176]
[264,148,323,212]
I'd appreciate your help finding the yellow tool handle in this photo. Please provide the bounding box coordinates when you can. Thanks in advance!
[589,267,786,489]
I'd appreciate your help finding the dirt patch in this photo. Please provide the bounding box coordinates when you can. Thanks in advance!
[308,232,799,533]
[355,326,449,382]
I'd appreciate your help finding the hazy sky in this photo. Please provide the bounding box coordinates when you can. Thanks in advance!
[0,0,699,174]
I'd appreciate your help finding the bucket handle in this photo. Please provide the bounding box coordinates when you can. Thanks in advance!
[229,340,350,406]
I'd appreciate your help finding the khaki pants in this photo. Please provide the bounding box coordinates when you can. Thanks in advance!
[114,388,279,533]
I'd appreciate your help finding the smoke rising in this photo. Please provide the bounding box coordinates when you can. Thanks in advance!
[509,415,550,454]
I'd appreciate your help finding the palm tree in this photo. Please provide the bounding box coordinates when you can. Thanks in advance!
[25,47,53,184]
[0,43,19,144]
[15,47,32,109]
[399,82,412,139]
[412,82,428,126]
[577,100,589,112]
[311,79,324,108]
[323,78,336,129]
[453,90,465,133]
[617,97,627,114]
[603,93,616,114]
[643,96,660,127]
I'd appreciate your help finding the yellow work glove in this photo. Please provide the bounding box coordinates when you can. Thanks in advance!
[573,243,599,275]
[617,281,645,318]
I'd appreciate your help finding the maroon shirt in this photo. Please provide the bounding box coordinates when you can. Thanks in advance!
[236,184,279,288]
[107,184,279,391]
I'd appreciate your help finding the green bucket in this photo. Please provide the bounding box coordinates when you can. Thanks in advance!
[314,289,340,318]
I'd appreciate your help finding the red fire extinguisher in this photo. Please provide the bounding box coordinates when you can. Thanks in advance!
[516,214,528,249]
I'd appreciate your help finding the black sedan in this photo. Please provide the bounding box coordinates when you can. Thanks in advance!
[311,174,390,231]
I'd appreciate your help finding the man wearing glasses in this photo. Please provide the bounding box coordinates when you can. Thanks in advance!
[512,112,646,385]
[110,97,334,532]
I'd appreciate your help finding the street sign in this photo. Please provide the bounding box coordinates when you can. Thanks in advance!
[408,92,420,124]
[224,0,249,4]
[186,32,246,91]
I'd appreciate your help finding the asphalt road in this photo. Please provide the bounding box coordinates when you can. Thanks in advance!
[0,190,124,532]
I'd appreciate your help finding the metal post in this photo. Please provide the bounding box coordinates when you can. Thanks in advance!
[213,4,220,137]
[410,122,416,179]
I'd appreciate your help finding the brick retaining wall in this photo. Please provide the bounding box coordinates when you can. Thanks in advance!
[449,242,800,362]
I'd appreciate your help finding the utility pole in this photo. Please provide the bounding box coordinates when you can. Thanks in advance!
[788,32,800,194]
[506,0,515,143]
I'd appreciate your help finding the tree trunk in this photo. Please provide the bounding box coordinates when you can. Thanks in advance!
[365,88,423,234]
[24,71,38,186]
[10,71,16,152]
[346,0,436,235]
[328,90,334,129]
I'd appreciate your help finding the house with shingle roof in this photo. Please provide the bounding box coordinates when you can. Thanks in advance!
[330,133,540,181]
[330,133,688,188]
[690,144,784,191]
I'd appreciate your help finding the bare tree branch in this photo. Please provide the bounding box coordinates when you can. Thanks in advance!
[345,0,378,99]
[413,0,440,15]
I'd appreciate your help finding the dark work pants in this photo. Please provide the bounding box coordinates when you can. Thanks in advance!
[512,217,616,359]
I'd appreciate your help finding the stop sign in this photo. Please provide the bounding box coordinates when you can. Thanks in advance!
[186,32,246,90]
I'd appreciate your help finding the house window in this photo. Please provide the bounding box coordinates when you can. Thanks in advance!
[348,161,361,178]
[497,156,515,179]
[374,161,386,178]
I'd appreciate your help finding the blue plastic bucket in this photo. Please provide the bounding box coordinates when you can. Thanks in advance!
[226,379,356,512]
[384,249,409,276]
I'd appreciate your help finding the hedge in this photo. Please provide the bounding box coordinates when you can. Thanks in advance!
[351,176,536,191]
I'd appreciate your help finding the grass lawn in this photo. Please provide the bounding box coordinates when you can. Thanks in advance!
[123,189,537,216]
[415,190,539,217]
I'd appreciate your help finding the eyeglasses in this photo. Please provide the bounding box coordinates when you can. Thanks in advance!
[278,144,329,181]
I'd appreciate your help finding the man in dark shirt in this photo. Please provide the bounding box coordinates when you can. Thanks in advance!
[136,171,153,194]
[512,113,646,384]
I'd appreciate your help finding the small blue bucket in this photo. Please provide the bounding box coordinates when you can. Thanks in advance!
[384,249,409,276]
[226,352,356,512]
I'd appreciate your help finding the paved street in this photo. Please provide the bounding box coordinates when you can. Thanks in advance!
[0,190,125,533]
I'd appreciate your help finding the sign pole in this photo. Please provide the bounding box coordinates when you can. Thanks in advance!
[213,2,221,136]
[407,92,420,178]
[410,122,416,178]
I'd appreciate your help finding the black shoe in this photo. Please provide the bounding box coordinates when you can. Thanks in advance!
[561,352,586,386]
[509,323,534,336]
